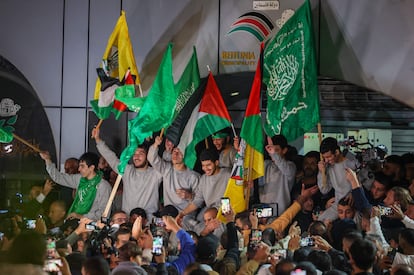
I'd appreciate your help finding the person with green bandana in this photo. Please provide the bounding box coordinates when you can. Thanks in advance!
[211,128,237,169]
[39,151,111,221]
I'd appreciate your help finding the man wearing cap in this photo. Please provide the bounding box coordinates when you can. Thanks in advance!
[212,129,237,169]
[92,128,162,223]
[148,136,200,212]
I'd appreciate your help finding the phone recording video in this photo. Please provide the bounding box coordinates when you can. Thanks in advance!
[221,197,231,214]
[25,219,36,229]
[152,235,163,256]
[256,207,273,218]
[43,258,62,272]
[250,229,262,245]
[378,206,393,216]
[300,236,315,247]
[153,217,165,227]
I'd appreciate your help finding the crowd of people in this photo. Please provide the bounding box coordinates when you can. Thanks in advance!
[1,128,414,275]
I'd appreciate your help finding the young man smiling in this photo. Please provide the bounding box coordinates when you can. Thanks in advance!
[40,151,111,221]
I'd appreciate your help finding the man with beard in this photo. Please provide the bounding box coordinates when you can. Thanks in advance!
[177,149,231,233]
[291,151,323,208]
[92,128,162,222]
[148,135,200,212]
[211,129,237,169]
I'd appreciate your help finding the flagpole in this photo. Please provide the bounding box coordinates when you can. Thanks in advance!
[204,138,209,149]
[159,128,165,139]
[102,174,123,222]
[317,122,327,187]
[245,148,254,209]
[12,133,41,153]
[230,123,237,138]
[138,83,143,97]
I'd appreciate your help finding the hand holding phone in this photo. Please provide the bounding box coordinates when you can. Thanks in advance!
[43,258,62,272]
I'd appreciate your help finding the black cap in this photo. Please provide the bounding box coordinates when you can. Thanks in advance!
[154,205,179,218]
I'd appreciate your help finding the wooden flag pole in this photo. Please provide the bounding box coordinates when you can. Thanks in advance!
[102,174,123,222]
[96,119,104,131]
[317,122,327,187]
[159,128,165,139]
[12,133,41,153]
[204,138,209,149]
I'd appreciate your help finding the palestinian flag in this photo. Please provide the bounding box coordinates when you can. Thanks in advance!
[177,72,231,169]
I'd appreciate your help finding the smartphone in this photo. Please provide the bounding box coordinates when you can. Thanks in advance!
[153,217,165,227]
[300,237,315,247]
[221,197,231,214]
[256,207,273,218]
[26,219,36,229]
[250,229,262,245]
[152,235,163,256]
[291,268,307,275]
[275,249,287,259]
[379,206,393,216]
[43,258,62,272]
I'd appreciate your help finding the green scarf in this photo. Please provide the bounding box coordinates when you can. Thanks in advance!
[68,171,102,215]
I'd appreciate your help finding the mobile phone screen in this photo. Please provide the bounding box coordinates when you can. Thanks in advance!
[257,207,273,218]
[26,219,36,229]
[43,258,62,272]
[152,236,163,255]
[221,197,230,214]
[250,229,262,245]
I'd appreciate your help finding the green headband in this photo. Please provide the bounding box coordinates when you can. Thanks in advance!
[212,132,229,139]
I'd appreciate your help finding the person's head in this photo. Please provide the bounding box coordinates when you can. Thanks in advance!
[383,155,404,180]
[118,241,143,263]
[115,227,132,248]
[7,231,47,265]
[307,250,332,272]
[302,197,314,212]
[342,231,364,257]
[261,228,277,246]
[303,151,320,178]
[200,149,220,176]
[29,184,43,200]
[235,210,252,231]
[196,234,220,264]
[370,172,392,200]
[78,152,100,178]
[212,130,230,152]
[293,247,312,263]
[402,153,414,182]
[203,207,218,227]
[320,137,341,165]
[132,146,148,169]
[399,228,414,254]
[337,198,356,220]
[391,264,414,275]
[295,261,318,275]
[111,210,128,226]
[171,147,184,165]
[308,221,327,238]
[349,238,376,272]
[65,157,79,174]
[267,135,289,156]
[383,186,412,211]
[129,207,147,225]
[275,259,296,275]
[81,255,110,275]
[48,200,67,225]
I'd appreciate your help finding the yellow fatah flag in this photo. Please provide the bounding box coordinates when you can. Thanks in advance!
[94,10,140,99]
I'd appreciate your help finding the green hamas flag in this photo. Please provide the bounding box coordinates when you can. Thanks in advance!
[118,43,176,174]
[263,0,320,141]
[173,46,200,119]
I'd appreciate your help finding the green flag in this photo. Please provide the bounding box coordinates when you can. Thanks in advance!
[118,43,176,174]
[263,0,320,141]
[0,116,17,143]
[173,46,200,119]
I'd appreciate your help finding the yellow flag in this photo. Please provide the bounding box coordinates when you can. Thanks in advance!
[94,10,140,99]
[217,178,246,223]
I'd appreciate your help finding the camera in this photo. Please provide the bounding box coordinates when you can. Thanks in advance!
[300,237,315,247]
[153,217,165,227]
